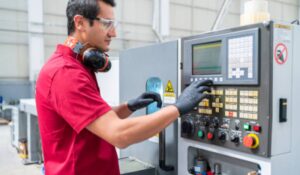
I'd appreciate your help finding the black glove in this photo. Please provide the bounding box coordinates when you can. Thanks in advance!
[174,80,213,115]
[127,92,162,112]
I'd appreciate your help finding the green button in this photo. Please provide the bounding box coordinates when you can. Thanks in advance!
[198,130,204,138]
[243,124,251,131]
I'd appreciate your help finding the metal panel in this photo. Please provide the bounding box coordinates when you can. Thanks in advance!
[177,117,272,175]
[271,22,293,155]
[119,41,178,175]
[271,21,300,174]
[11,110,27,148]
[289,21,300,174]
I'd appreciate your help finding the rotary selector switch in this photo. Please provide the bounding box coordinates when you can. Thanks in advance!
[181,118,195,136]
[200,117,209,127]
[218,132,226,142]
[211,118,220,128]
[231,135,240,144]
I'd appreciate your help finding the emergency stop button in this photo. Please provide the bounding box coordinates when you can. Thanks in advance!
[243,133,259,149]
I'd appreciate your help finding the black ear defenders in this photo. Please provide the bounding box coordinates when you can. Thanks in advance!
[64,37,112,72]
[82,48,111,72]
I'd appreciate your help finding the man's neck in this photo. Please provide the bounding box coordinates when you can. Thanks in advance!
[67,34,92,55]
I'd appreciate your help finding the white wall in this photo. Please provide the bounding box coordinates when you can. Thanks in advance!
[0,0,28,79]
[0,0,299,80]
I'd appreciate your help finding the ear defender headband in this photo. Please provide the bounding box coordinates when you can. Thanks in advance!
[64,37,111,72]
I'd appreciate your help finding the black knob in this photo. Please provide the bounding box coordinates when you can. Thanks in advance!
[181,119,194,136]
[212,118,219,128]
[218,132,226,141]
[234,120,241,130]
[200,117,209,127]
[231,135,240,144]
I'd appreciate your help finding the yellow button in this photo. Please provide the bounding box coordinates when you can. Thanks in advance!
[211,90,216,95]
[219,103,223,108]
[207,109,212,115]
[212,103,216,107]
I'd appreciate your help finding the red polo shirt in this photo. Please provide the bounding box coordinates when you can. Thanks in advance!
[35,45,120,175]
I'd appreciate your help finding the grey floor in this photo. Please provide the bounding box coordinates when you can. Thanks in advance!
[0,124,42,175]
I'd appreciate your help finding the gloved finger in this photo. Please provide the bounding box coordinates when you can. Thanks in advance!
[204,94,213,101]
[200,94,212,101]
[139,99,155,106]
[141,92,158,99]
[198,86,212,93]
[195,80,213,88]
[144,92,162,108]
[142,91,158,96]
[187,81,203,90]
[189,81,200,88]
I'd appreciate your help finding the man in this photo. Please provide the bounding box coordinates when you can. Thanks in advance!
[35,0,213,175]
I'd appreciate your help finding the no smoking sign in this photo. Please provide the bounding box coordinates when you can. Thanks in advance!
[274,43,288,65]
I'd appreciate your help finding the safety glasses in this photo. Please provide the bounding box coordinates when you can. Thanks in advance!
[93,17,118,31]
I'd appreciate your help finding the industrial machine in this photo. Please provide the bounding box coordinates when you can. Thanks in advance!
[120,21,300,175]
[120,41,179,175]
[179,21,300,174]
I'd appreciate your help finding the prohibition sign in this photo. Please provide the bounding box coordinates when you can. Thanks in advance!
[274,43,288,65]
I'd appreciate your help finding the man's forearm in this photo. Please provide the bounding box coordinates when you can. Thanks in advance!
[117,105,179,147]
[86,105,180,149]
[112,103,132,119]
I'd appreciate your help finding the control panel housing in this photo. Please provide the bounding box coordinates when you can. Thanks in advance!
[181,24,272,157]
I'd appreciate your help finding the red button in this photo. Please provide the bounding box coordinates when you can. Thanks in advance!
[207,132,214,140]
[253,125,261,132]
[243,136,254,148]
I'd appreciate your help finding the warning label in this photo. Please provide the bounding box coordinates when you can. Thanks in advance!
[165,80,174,93]
[274,43,288,65]
[163,80,176,104]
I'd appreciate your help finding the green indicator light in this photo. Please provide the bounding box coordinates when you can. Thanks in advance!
[198,130,204,138]
[244,124,250,130]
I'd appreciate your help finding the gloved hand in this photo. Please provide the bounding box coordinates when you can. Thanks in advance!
[127,92,162,112]
[174,80,213,115]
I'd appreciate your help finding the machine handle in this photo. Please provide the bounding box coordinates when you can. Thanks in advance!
[159,129,174,171]
[145,77,174,171]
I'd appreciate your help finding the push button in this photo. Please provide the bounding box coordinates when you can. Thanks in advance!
[207,132,214,140]
[198,130,204,138]
[243,133,259,149]
[253,125,261,132]
[243,124,251,131]
[243,136,254,148]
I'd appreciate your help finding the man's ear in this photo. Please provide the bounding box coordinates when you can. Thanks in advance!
[73,15,85,32]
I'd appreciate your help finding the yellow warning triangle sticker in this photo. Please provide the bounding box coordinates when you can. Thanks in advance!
[165,80,174,93]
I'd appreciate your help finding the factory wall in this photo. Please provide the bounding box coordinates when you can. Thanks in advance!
[0,0,299,101]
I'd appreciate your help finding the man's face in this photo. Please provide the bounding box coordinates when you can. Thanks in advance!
[83,1,116,52]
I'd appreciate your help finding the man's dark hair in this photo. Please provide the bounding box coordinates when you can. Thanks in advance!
[66,0,116,35]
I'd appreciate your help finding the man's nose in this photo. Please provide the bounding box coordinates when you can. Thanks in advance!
[108,27,117,37]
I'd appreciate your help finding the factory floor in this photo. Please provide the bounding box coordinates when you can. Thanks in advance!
[0,123,42,175]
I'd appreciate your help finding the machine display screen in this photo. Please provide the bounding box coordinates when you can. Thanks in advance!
[192,41,222,75]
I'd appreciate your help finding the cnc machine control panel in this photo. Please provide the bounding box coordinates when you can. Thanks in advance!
[181,27,272,157]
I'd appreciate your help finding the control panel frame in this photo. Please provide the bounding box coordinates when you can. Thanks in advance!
[180,23,272,158]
